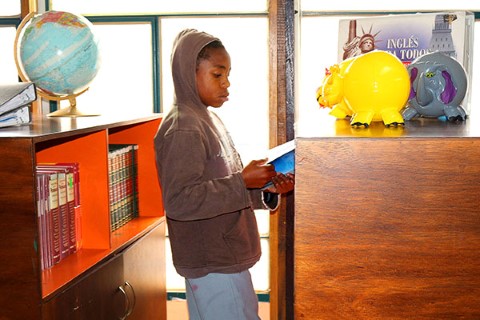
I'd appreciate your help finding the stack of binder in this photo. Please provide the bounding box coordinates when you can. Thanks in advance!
[0,82,36,128]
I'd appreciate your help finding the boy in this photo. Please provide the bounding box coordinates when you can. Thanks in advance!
[154,29,294,319]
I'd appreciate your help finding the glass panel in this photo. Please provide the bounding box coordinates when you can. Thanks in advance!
[51,0,267,15]
[301,0,480,11]
[60,22,154,117]
[0,0,20,17]
[297,15,346,134]
[160,17,269,163]
[0,26,20,83]
[297,16,480,135]
[255,210,270,237]
[250,238,270,292]
[165,237,186,292]
[161,17,270,294]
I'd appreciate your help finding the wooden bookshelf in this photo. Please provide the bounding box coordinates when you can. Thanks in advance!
[0,113,166,319]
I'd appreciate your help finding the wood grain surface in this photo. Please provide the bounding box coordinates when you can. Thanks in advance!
[295,137,480,319]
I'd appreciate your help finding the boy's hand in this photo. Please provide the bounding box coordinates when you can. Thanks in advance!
[242,159,276,189]
[265,173,295,194]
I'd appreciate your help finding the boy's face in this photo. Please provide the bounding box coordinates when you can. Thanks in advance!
[196,47,231,108]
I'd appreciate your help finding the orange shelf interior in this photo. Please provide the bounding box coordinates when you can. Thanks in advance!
[108,118,164,216]
[36,118,164,298]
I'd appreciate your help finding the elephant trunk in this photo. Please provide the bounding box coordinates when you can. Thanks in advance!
[416,75,434,106]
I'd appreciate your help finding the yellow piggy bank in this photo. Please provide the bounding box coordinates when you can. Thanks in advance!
[318,50,410,127]
[316,58,354,119]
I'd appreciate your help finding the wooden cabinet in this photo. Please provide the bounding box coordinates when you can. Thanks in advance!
[294,117,480,319]
[0,114,166,319]
[42,224,165,319]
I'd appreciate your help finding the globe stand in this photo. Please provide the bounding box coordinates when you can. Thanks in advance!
[47,95,99,117]
[14,11,101,118]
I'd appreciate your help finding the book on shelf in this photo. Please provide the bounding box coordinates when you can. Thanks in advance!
[0,82,36,115]
[36,174,49,270]
[36,162,81,270]
[36,169,61,267]
[108,144,139,231]
[262,140,295,190]
[57,170,70,259]
[55,162,81,252]
[337,11,474,113]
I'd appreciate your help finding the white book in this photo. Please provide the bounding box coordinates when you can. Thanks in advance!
[0,82,36,116]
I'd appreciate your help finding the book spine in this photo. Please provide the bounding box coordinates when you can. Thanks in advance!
[132,145,139,219]
[36,174,45,270]
[42,174,52,269]
[72,163,82,250]
[57,172,70,260]
[47,172,61,265]
[65,170,77,254]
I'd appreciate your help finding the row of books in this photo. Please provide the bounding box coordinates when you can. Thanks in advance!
[36,163,81,270]
[0,82,36,128]
[108,144,139,231]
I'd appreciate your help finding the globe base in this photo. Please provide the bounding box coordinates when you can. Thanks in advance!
[47,105,100,117]
[47,94,99,117]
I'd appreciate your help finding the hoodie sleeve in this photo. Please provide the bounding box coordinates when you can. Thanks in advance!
[248,189,280,211]
[157,129,251,221]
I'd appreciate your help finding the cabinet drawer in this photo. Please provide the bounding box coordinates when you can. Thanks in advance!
[122,224,166,319]
[42,222,166,319]
[42,253,126,319]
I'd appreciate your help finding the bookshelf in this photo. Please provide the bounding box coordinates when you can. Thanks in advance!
[0,114,166,319]
[294,115,480,319]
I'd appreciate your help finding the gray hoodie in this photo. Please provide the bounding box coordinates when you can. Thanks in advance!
[154,29,273,278]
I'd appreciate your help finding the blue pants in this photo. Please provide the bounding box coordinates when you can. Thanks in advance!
[185,270,261,320]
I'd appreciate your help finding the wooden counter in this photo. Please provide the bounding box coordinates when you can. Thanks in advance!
[294,115,480,319]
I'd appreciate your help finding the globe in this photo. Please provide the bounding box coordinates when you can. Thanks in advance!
[14,11,101,117]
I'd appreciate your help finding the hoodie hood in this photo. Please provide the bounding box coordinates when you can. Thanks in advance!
[171,29,219,108]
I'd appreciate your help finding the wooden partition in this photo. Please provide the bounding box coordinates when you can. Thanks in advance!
[294,117,480,319]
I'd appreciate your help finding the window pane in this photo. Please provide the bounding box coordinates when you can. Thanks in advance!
[0,26,20,83]
[161,17,270,294]
[301,0,480,11]
[61,22,154,116]
[160,17,269,163]
[0,0,20,16]
[51,0,267,15]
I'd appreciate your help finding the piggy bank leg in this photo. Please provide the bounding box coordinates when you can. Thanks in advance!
[401,106,419,121]
[329,103,351,119]
[444,105,467,122]
[350,111,375,127]
[381,109,405,127]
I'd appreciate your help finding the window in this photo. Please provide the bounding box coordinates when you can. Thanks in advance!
[0,25,18,83]
[50,0,267,15]
[160,17,269,162]
[159,16,270,293]
[61,20,155,117]
[0,2,21,84]
[0,1,20,17]
[301,0,480,11]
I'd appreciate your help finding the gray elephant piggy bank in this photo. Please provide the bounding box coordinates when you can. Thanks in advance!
[402,52,468,121]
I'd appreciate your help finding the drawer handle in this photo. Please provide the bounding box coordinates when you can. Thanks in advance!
[124,281,136,317]
[118,285,130,320]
